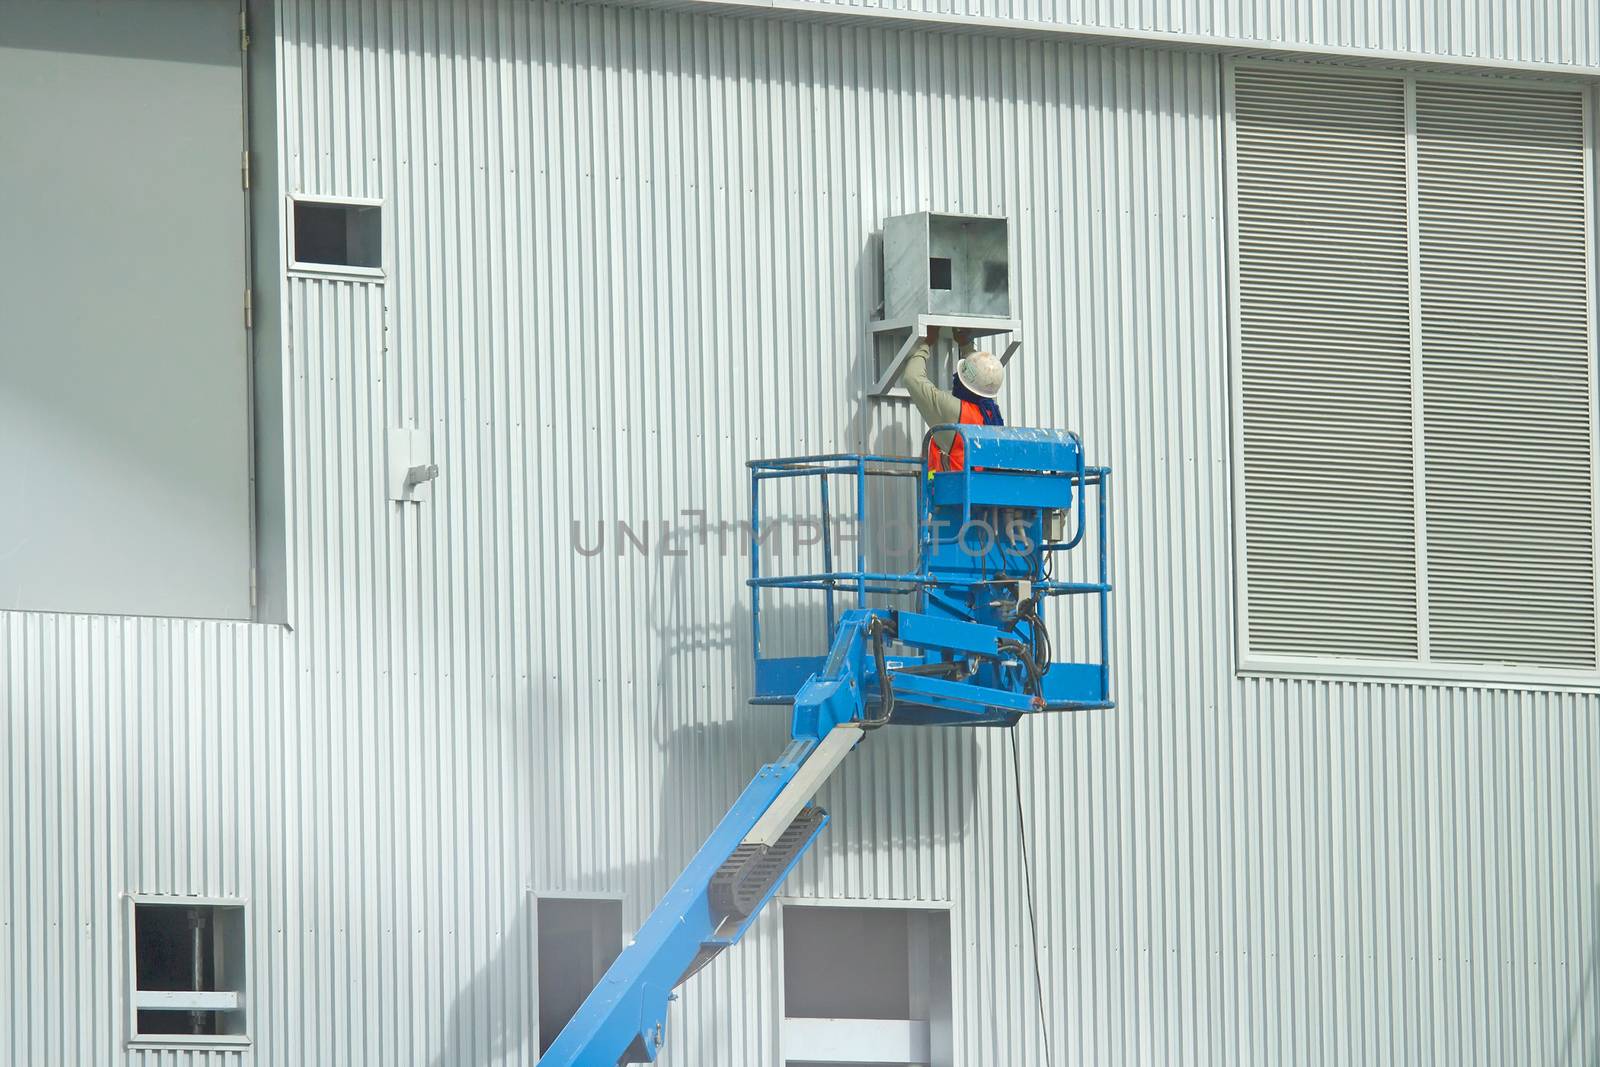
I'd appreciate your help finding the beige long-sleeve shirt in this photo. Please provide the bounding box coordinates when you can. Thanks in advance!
[900,338,977,454]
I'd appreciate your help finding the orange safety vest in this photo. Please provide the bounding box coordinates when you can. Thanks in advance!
[926,400,987,473]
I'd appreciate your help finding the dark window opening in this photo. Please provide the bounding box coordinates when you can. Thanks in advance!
[781,905,953,1067]
[138,1008,216,1036]
[136,904,215,992]
[928,256,953,290]
[538,897,623,1054]
[784,906,911,1019]
[292,199,382,271]
[132,902,246,1039]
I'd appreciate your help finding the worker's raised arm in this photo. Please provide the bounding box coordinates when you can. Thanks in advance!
[899,338,961,431]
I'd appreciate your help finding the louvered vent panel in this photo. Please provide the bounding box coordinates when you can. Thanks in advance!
[1234,70,1419,659]
[1415,83,1598,669]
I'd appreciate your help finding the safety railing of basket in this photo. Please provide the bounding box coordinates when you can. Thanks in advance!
[746,448,1112,696]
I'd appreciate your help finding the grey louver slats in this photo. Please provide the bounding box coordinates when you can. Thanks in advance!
[1415,82,1597,669]
[1233,67,1598,673]
[1233,70,1419,659]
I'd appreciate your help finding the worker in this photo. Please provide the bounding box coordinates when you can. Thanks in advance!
[900,327,1005,472]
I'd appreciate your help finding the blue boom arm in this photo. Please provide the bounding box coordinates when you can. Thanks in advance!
[538,427,1112,1066]
[538,616,879,1066]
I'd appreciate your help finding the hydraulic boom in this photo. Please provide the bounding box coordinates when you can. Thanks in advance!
[539,426,1112,1065]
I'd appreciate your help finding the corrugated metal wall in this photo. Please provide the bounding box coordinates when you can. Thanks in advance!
[763,0,1600,75]
[2,1,1597,1064]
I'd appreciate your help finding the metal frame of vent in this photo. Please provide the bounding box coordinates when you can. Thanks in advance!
[1224,58,1600,689]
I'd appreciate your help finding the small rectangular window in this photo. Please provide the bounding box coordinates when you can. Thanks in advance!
[537,896,623,1054]
[290,195,383,277]
[927,257,953,290]
[781,904,952,1067]
[129,899,247,1045]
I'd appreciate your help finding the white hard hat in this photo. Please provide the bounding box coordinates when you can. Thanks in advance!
[956,350,1004,399]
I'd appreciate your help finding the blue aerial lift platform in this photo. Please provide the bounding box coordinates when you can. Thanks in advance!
[538,424,1113,1066]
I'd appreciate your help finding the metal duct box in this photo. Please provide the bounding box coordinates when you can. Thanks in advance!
[882,212,1010,321]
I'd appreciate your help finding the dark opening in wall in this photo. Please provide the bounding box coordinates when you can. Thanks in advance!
[537,897,623,1054]
[928,256,953,290]
[784,905,911,1019]
[131,901,247,1040]
[291,197,382,272]
[782,904,953,1067]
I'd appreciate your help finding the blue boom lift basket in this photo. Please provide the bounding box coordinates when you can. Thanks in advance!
[749,425,1113,722]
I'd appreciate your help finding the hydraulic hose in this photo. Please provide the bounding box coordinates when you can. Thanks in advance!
[864,616,895,729]
[1020,597,1053,676]
[996,638,1044,699]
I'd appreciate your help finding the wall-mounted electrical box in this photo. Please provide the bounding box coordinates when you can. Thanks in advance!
[388,427,439,503]
[870,211,1020,399]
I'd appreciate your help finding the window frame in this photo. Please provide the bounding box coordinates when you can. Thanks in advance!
[123,894,251,1051]
[775,897,954,1067]
[286,192,386,281]
[532,889,626,1055]
[1224,58,1600,690]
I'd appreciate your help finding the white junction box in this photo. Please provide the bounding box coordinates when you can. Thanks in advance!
[388,427,439,503]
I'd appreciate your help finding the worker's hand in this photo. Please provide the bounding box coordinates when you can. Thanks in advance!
[923,325,940,347]
[953,329,971,346]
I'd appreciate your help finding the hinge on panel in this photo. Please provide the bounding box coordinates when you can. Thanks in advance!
[240,9,250,51]
[244,287,253,329]
[241,150,250,189]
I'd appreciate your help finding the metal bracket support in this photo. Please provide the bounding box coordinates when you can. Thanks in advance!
[868,314,1021,399]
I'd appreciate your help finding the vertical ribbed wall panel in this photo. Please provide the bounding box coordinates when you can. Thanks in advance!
[2,614,285,1067]
[772,0,1600,75]
[2,2,1598,1065]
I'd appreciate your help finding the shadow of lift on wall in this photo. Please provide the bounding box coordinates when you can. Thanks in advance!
[427,506,982,1066]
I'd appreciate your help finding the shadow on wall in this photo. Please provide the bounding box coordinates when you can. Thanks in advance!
[423,519,793,1065]
[426,886,536,1067]
[428,496,979,1065]
[1557,883,1600,1067]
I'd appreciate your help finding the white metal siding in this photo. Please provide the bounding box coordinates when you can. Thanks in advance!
[1415,81,1598,669]
[1,4,1598,1067]
[720,0,1600,76]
